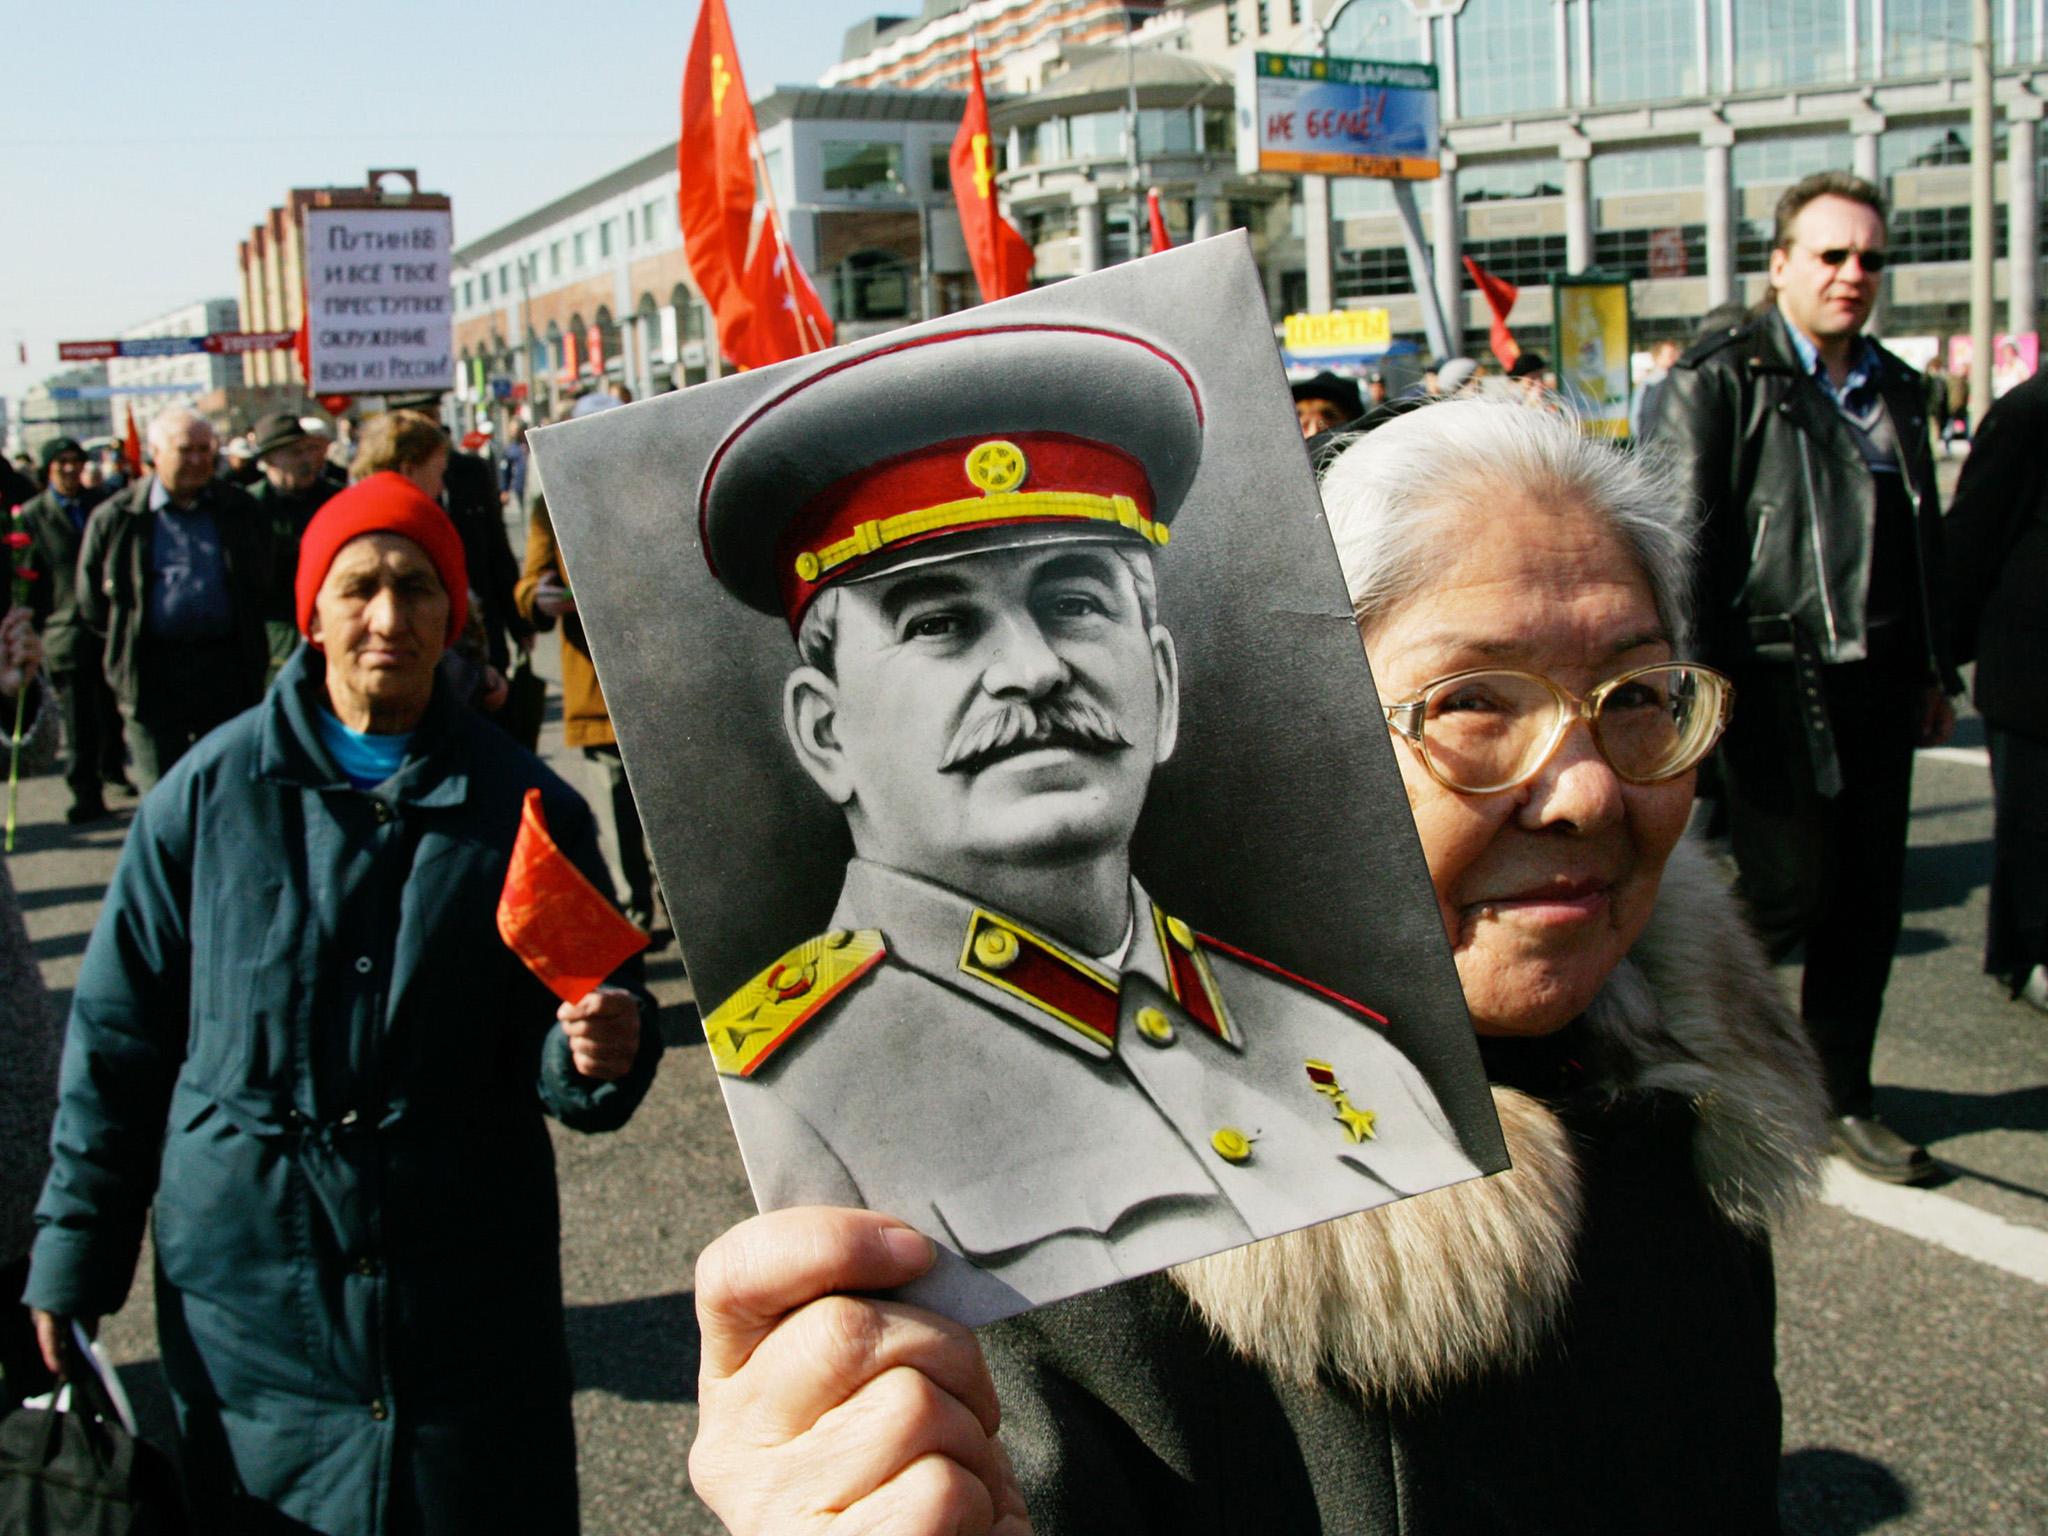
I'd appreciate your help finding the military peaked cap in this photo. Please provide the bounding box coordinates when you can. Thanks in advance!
[698,323,1206,628]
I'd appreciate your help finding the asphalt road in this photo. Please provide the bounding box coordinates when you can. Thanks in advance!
[8,592,2043,1534]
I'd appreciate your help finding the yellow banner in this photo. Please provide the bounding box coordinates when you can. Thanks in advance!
[1553,281,1632,440]
[1284,309,1394,354]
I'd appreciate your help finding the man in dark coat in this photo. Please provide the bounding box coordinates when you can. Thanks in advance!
[247,410,340,670]
[1658,171,1956,1184]
[19,437,129,821]
[1943,366,2048,1012]
[69,407,275,790]
[26,474,660,1534]
[441,444,531,672]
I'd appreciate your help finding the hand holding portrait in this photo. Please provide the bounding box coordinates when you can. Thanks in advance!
[558,985,642,1080]
[690,1207,1032,1536]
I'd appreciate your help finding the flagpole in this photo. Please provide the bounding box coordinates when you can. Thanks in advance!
[748,139,829,355]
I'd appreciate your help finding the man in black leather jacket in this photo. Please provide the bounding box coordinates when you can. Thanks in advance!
[1659,170,1957,1184]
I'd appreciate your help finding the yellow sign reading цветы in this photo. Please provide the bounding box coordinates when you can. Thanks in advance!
[1284,309,1394,354]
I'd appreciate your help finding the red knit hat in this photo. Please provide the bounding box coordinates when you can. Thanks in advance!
[296,471,469,646]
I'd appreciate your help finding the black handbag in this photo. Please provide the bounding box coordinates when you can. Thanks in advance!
[499,652,547,753]
[0,1333,185,1535]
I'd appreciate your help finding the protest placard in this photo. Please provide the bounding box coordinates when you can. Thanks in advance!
[303,207,455,393]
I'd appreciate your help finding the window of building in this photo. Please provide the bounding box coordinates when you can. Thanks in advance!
[1201,106,1235,155]
[1226,2,1243,45]
[1324,0,1424,61]
[600,219,616,259]
[1333,178,1396,218]
[480,271,492,302]
[1459,233,1571,289]
[1887,202,2007,262]
[1018,119,1062,166]
[1067,111,1126,161]
[1290,0,1303,22]
[1335,244,1414,300]
[1731,133,1856,185]
[1136,108,1196,156]
[1591,0,1703,104]
[643,200,663,242]
[1590,145,1705,199]
[1732,0,1848,90]
[1881,122,1972,178]
[1460,159,1564,202]
[573,231,588,267]
[932,142,953,192]
[1593,224,1707,279]
[462,279,474,310]
[836,249,913,319]
[1886,0,1975,76]
[823,140,907,194]
[498,262,511,293]
[1021,207,1078,246]
[1457,0,1560,118]
[1257,0,1270,34]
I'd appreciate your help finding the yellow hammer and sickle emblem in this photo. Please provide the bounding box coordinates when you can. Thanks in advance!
[972,133,994,199]
[711,53,732,117]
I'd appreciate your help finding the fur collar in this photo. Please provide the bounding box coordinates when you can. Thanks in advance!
[1169,834,1829,1403]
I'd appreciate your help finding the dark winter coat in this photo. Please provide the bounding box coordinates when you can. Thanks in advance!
[980,839,1829,1535]
[24,644,662,1535]
[68,474,274,713]
[1943,367,2048,738]
[18,489,94,673]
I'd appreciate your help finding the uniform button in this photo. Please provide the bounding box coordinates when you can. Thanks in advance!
[1165,915,1196,951]
[369,1399,388,1421]
[1135,1006,1176,1046]
[354,956,373,974]
[1209,1127,1253,1164]
[971,926,1020,971]
[356,1257,379,1277]
[372,801,392,823]
[338,1109,360,1127]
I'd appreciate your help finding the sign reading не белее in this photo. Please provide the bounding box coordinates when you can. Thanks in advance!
[303,207,455,393]
[1236,52,1440,181]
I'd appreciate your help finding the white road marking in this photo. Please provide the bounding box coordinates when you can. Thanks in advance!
[1821,1160,2048,1285]
[1918,745,1992,767]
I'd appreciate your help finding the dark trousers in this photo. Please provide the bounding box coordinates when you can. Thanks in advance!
[126,638,258,792]
[1719,655,1923,1116]
[51,660,126,807]
[1987,723,2048,988]
[582,744,656,930]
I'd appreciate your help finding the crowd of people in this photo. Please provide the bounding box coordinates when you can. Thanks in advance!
[0,167,2040,1532]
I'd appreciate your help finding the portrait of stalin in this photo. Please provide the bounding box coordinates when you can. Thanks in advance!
[696,322,1481,1324]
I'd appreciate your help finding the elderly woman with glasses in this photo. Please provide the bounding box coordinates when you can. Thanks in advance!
[686,400,1831,1536]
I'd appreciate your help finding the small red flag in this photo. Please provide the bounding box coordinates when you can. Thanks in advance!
[949,48,1034,303]
[497,788,650,1004]
[122,407,143,478]
[1147,188,1173,254]
[292,308,311,384]
[1462,256,1522,370]
[725,207,834,368]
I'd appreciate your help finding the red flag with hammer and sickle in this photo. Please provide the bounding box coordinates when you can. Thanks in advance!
[949,48,1034,304]
[497,789,649,1005]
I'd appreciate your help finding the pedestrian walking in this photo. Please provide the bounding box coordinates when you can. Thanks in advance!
[25,472,661,1533]
[1943,366,2048,1013]
[70,407,274,792]
[1658,171,1957,1184]
[17,438,131,821]
[248,409,342,671]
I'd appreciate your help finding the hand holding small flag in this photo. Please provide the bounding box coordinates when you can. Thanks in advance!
[497,788,652,1078]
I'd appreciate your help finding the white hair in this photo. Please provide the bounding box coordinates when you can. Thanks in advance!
[794,544,1161,675]
[146,407,215,458]
[1318,398,1696,651]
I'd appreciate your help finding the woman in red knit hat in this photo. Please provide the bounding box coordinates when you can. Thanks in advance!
[25,471,661,1535]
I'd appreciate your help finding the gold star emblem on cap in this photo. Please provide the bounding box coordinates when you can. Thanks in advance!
[965,439,1027,493]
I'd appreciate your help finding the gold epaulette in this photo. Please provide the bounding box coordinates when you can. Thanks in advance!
[704,929,887,1078]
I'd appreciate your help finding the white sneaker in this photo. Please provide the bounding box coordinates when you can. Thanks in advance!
[2021,965,2048,1015]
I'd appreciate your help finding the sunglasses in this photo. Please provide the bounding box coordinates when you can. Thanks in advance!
[1795,243,1888,274]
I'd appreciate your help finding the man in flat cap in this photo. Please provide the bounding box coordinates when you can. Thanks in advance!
[696,324,1478,1324]
[248,410,343,672]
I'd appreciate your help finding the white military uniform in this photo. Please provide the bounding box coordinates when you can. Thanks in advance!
[708,859,1481,1325]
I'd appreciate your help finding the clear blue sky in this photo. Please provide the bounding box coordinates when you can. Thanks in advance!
[0,0,887,410]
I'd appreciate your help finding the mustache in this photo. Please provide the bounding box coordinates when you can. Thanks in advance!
[938,693,1133,774]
